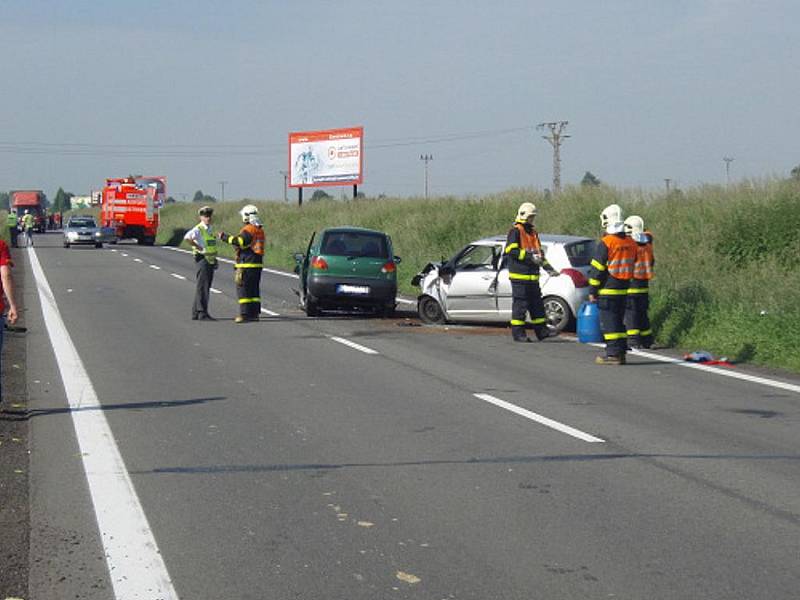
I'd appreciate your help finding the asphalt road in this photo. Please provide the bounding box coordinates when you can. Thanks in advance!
[17,231,800,600]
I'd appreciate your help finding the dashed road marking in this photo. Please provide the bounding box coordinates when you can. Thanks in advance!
[171,273,186,280]
[329,336,379,355]
[150,265,161,270]
[473,393,605,443]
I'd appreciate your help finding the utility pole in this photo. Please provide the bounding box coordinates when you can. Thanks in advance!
[279,171,288,202]
[420,154,433,199]
[723,157,734,185]
[664,178,672,192]
[218,180,228,203]
[537,121,570,195]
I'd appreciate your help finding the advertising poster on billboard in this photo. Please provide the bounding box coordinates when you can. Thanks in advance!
[289,127,363,188]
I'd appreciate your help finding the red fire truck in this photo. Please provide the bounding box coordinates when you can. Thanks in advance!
[10,190,47,232]
[100,176,166,245]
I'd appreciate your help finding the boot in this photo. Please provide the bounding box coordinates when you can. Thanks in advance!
[595,354,623,365]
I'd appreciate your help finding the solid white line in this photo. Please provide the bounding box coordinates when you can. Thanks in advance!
[473,393,605,443]
[586,343,800,395]
[329,336,379,355]
[27,248,179,599]
[210,287,222,294]
[171,273,186,280]
[150,264,161,270]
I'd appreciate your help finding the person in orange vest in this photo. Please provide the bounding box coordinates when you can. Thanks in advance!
[623,215,655,349]
[588,204,638,365]
[504,202,559,342]
[218,204,265,323]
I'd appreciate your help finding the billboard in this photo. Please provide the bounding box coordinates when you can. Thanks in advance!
[289,126,363,188]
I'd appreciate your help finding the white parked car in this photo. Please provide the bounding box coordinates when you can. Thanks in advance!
[412,234,595,332]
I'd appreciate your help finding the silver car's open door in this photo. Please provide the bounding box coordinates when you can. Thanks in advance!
[440,244,503,322]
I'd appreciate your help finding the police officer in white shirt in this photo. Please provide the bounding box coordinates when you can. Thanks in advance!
[184,206,219,320]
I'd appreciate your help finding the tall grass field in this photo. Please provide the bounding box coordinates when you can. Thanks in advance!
[4,180,800,372]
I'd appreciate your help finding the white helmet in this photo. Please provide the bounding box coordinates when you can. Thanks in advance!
[240,204,258,223]
[516,202,537,223]
[24,209,29,214]
[600,203,624,234]
[624,215,648,243]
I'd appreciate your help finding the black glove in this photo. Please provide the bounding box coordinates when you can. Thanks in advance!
[218,231,227,241]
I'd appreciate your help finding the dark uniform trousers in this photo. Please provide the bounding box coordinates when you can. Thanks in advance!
[8,227,18,248]
[193,256,215,318]
[511,281,547,339]
[599,295,628,357]
[625,292,652,348]
[237,268,262,320]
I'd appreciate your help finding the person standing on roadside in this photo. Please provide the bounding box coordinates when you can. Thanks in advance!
[184,206,218,321]
[504,202,559,342]
[6,211,18,248]
[1,238,20,402]
[218,204,265,323]
[21,210,34,247]
[588,204,637,365]
[623,215,655,349]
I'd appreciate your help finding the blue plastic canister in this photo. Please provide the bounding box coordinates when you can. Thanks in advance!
[577,301,603,343]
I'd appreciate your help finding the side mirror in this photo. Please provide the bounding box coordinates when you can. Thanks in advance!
[394,255,402,264]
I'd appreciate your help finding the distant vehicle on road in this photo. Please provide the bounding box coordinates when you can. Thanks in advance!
[100,176,165,245]
[10,190,47,233]
[294,227,401,317]
[412,234,594,332]
[63,216,113,248]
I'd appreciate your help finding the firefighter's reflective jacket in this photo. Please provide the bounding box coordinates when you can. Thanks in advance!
[226,223,265,268]
[504,222,554,282]
[588,232,637,296]
[630,231,655,294]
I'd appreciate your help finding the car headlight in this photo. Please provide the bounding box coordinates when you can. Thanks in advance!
[94,231,102,238]
[67,232,78,239]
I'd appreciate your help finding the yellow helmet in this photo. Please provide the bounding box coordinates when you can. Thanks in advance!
[516,202,537,223]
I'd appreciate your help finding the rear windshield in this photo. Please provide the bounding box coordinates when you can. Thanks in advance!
[68,218,96,228]
[564,240,596,266]
[321,231,389,258]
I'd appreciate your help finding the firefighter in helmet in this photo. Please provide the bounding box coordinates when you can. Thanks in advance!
[588,204,638,364]
[623,215,655,349]
[504,201,559,342]
[218,204,265,323]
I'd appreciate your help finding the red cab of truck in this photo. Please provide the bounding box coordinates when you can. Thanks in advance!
[11,190,47,232]
[100,176,165,245]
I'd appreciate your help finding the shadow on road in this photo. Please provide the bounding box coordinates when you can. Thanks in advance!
[0,396,226,421]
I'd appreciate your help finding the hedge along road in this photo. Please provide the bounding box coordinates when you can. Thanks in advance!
[20,232,800,600]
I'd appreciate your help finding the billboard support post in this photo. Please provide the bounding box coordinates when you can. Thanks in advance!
[298,187,303,207]
[353,185,358,199]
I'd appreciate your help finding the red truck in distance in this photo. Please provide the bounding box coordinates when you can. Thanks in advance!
[10,190,47,233]
[100,176,165,245]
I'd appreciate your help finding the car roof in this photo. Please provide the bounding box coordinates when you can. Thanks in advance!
[474,233,593,245]
[320,226,388,236]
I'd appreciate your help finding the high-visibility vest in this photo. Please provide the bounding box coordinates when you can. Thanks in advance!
[602,234,636,280]
[22,214,34,229]
[6,213,18,227]
[633,239,654,281]
[194,224,218,264]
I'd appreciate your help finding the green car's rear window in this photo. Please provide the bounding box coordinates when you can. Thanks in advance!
[321,232,389,258]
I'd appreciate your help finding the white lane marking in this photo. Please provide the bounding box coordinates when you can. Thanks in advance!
[329,336,379,355]
[27,247,179,599]
[261,307,280,317]
[171,273,186,280]
[210,287,222,294]
[473,393,605,443]
[121,253,128,257]
[111,249,117,253]
[584,343,800,395]
[133,258,143,263]
[150,264,161,270]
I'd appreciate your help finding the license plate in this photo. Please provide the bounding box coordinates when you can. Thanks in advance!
[337,284,370,295]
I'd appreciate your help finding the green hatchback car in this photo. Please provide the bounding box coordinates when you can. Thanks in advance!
[294,227,401,317]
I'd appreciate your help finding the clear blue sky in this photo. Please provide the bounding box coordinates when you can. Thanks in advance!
[1,0,798,201]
